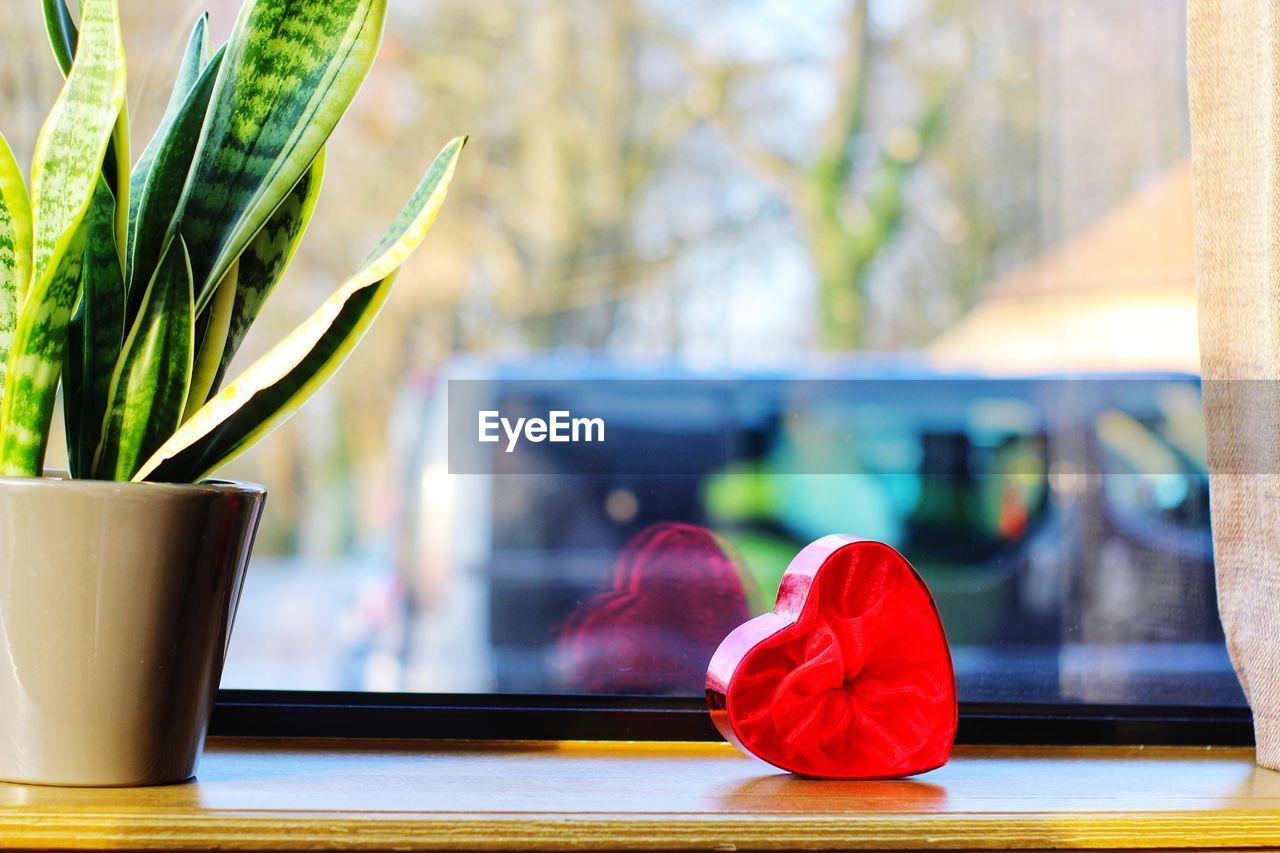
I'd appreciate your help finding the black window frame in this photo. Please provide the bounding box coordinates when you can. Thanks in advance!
[210,691,1252,746]
[211,381,1236,748]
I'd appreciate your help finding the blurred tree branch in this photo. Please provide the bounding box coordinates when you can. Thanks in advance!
[643,0,955,348]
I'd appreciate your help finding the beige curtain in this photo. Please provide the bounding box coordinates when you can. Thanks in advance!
[1189,1,1280,767]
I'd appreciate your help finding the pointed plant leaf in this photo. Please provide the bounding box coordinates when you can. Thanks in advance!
[62,178,125,478]
[205,148,326,403]
[175,0,387,312]
[41,0,78,77]
[126,15,212,284]
[62,328,84,476]
[96,237,194,481]
[109,105,130,258]
[43,0,129,213]
[136,136,465,483]
[0,132,33,409]
[126,49,224,312]
[28,0,123,284]
[163,14,211,119]
[0,230,87,476]
[0,0,125,477]
[184,259,237,423]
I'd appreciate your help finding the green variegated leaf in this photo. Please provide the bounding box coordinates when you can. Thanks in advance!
[184,259,237,423]
[41,0,78,76]
[96,237,194,481]
[108,105,130,258]
[126,15,211,285]
[0,230,86,476]
[137,136,465,483]
[63,178,125,478]
[0,0,125,477]
[0,132,33,408]
[175,0,386,312]
[163,14,211,119]
[127,50,223,311]
[29,0,124,283]
[202,148,326,404]
[42,0,130,222]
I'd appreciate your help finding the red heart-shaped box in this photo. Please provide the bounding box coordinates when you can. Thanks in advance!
[706,535,957,779]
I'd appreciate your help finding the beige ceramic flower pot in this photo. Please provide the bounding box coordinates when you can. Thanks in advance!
[0,474,265,787]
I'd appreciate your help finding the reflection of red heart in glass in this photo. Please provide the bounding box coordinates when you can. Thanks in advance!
[707,535,956,779]
[557,523,751,694]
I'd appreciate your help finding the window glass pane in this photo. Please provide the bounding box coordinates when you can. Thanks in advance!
[4,0,1227,706]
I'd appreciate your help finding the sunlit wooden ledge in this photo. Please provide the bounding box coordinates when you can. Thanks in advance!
[0,738,1278,851]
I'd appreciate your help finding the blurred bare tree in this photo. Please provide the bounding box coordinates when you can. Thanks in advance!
[646,1,959,347]
[0,0,1190,557]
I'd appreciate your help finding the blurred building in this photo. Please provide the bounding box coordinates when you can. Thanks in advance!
[929,162,1197,374]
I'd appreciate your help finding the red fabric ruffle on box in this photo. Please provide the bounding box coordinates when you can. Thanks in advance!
[707,536,956,779]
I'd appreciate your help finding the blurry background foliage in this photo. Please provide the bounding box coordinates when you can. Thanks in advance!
[0,0,1188,558]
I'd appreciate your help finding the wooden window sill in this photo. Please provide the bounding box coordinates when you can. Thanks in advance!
[0,738,1277,850]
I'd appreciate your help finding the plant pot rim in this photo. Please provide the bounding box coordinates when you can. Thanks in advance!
[0,472,265,499]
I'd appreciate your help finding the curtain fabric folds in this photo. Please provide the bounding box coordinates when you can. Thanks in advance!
[1188,0,1280,767]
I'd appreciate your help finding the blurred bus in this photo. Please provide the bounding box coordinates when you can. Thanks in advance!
[392,359,1228,705]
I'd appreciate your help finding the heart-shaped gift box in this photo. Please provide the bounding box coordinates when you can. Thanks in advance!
[706,535,957,779]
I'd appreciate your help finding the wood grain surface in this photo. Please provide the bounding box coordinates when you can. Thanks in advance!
[0,738,1277,850]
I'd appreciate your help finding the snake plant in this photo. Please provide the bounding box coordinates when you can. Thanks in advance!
[0,0,464,483]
